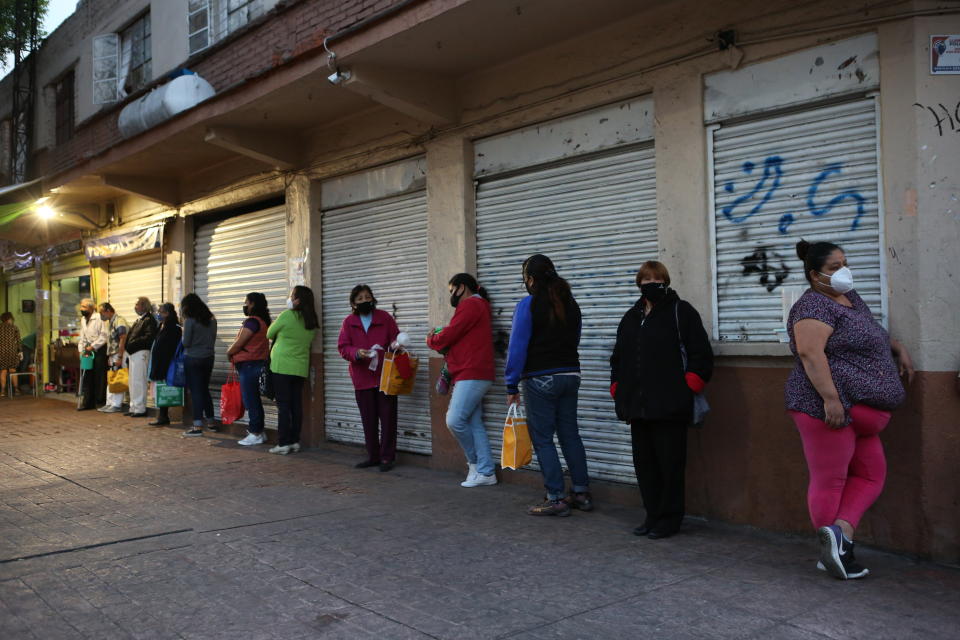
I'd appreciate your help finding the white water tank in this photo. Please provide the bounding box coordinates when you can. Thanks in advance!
[118,73,216,139]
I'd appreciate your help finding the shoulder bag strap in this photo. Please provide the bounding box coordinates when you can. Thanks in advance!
[674,301,688,372]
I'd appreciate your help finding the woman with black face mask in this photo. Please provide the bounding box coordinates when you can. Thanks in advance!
[337,284,401,471]
[610,260,713,539]
[427,273,497,488]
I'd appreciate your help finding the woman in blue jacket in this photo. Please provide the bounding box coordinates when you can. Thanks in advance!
[506,254,591,517]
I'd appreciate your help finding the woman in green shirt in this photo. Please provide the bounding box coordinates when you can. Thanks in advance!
[266,285,319,454]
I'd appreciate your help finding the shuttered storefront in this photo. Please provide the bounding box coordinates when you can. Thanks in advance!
[194,206,288,429]
[321,169,431,455]
[475,99,658,484]
[107,251,163,320]
[710,98,884,341]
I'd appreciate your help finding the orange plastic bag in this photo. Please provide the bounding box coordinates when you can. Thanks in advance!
[501,403,532,470]
[379,349,419,396]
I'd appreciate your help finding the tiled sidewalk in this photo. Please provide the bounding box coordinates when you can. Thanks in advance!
[1,399,957,639]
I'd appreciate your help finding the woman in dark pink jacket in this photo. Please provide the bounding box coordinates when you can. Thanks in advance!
[337,284,400,472]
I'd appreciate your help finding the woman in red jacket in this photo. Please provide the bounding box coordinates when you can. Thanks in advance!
[337,284,400,472]
[427,274,497,487]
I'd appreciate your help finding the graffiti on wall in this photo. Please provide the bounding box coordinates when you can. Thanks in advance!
[722,155,868,236]
[913,100,960,136]
[741,246,790,292]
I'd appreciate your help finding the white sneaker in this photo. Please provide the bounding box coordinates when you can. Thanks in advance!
[269,443,300,455]
[99,405,124,413]
[460,463,478,487]
[461,473,498,488]
[238,432,266,446]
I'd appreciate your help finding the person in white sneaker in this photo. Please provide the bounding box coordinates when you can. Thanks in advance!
[98,303,129,414]
[229,293,272,447]
[427,274,497,488]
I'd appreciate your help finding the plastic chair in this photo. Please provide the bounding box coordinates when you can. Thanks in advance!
[7,366,40,398]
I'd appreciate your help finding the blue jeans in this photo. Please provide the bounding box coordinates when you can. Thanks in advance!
[184,355,215,425]
[523,374,590,500]
[236,360,265,434]
[446,379,494,476]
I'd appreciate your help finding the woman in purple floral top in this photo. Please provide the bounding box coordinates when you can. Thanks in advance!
[786,240,913,581]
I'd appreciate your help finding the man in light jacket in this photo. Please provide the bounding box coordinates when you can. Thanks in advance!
[78,298,109,410]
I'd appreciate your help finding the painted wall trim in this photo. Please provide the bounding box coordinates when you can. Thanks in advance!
[473,96,654,177]
[320,156,427,210]
[704,33,880,123]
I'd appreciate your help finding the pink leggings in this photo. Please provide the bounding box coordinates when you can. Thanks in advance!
[790,405,891,530]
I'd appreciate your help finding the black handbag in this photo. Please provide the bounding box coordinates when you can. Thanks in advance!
[259,340,275,399]
[675,302,710,428]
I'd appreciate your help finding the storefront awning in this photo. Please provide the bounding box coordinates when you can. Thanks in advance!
[84,225,162,260]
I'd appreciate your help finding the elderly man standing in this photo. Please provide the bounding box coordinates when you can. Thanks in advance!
[78,298,109,411]
[124,297,158,418]
[98,302,129,414]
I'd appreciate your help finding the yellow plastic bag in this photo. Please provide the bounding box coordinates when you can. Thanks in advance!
[107,368,129,394]
[379,349,419,396]
[501,403,532,470]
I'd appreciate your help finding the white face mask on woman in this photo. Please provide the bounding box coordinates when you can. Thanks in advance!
[819,266,854,294]
[286,298,295,310]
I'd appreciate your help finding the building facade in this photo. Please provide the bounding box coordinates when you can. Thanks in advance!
[1,0,958,561]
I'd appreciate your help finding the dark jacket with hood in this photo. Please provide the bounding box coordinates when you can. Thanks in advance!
[149,322,182,381]
[610,289,713,423]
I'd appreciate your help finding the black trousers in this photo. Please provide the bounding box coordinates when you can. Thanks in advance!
[274,373,305,446]
[80,346,107,409]
[631,419,688,534]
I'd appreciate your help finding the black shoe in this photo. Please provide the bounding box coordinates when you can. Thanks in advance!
[647,528,678,540]
[123,412,133,416]
[566,491,594,512]
[842,543,870,579]
[77,406,94,411]
[379,461,395,472]
[148,419,170,426]
[355,460,380,469]
[633,524,653,537]
[129,412,148,418]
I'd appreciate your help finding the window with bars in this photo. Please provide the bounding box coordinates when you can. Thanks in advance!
[121,12,152,95]
[54,70,75,146]
[189,0,211,55]
[92,33,119,104]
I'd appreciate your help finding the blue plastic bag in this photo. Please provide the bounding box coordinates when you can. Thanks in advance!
[166,342,186,387]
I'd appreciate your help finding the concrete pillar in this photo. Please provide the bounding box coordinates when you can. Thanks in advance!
[163,216,189,305]
[425,136,476,471]
[285,174,325,446]
[650,69,712,322]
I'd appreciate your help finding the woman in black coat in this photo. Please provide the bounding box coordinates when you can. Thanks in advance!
[149,303,183,426]
[610,261,713,539]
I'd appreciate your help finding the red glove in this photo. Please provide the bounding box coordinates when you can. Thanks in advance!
[685,372,706,394]
[609,382,618,399]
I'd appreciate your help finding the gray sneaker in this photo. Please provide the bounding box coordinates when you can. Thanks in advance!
[99,405,124,413]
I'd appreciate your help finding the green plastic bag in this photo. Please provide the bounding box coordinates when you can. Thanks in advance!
[155,382,184,407]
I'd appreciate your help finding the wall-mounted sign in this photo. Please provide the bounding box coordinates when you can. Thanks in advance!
[931,35,960,75]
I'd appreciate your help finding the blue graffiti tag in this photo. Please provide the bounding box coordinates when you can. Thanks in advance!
[721,156,783,223]
[806,163,867,231]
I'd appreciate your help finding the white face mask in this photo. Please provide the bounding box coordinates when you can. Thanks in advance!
[286,298,294,310]
[818,266,854,294]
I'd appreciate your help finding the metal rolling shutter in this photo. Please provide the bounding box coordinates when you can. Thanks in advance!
[476,145,658,484]
[321,190,431,454]
[107,251,163,320]
[711,98,885,342]
[194,206,288,429]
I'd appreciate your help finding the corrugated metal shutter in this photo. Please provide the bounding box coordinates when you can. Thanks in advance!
[711,98,884,341]
[321,190,432,454]
[107,251,163,320]
[476,145,658,484]
[108,250,164,409]
[194,206,288,429]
